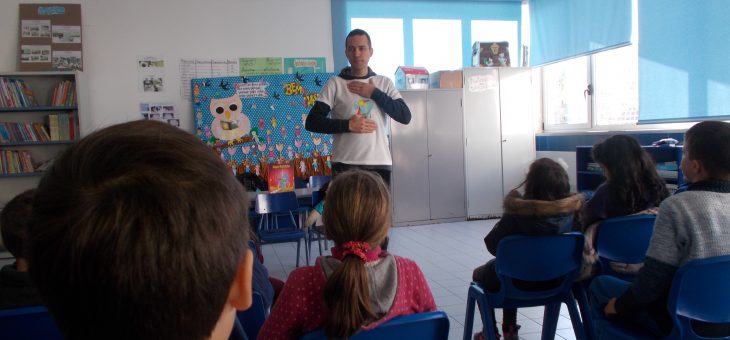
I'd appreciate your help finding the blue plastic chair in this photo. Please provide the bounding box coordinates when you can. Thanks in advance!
[308,175,331,189]
[601,254,730,340]
[595,214,656,280]
[255,191,308,267]
[573,214,656,339]
[307,190,328,258]
[463,233,587,340]
[299,311,450,340]
[0,305,64,339]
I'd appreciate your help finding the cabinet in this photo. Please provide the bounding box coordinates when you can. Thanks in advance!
[393,89,466,226]
[392,68,535,223]
[575,145,684,193]
[0,71,83,204]
[462,67,535,219]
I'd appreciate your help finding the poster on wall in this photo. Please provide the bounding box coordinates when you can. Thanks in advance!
[19,4,82,71]
[192,72,335,181]
[138,56,165,93]
[283,57,326,74]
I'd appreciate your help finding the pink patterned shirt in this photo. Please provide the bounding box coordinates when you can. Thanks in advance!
[257,255,436,340]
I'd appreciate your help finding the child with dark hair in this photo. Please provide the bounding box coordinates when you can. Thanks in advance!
[590,121,730,338]
[26,120,254,340]
[472,158,584,340]
[579,134,670,228]
[258,170,436,339]
[0,189,43,309]
[578,135,671,278]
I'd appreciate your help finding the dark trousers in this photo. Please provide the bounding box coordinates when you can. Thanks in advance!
[332,162,391,188]
[473,259,517,326]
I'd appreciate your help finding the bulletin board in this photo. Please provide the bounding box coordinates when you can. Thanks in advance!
[192,72,335,181]
[18,4,83,71]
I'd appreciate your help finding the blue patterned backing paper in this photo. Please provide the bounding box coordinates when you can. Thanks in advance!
[192,72,335,180]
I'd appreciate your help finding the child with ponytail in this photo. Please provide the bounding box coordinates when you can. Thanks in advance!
[258,170,436,339]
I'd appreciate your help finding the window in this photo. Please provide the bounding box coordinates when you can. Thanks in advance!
[543,56,590,129]
[593,44,638,126]
[332,1,522,73]
[413,19,462,73]
[350,18,404,80]
[542,45,638,131]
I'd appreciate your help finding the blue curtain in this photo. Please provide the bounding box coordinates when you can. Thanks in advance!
[330,0,521,71]
[529,0,631,66]
[638,1,730,123]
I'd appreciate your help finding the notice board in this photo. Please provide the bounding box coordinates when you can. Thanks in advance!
[18,4,83,71]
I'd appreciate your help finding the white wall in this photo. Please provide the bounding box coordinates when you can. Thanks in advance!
[0,0,334,135]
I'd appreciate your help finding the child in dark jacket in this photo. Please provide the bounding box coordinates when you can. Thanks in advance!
[472,158,584,340]
[0,189,43,309]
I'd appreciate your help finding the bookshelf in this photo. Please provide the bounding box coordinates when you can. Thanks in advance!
[576,145,684,194]
[0,71,83,204]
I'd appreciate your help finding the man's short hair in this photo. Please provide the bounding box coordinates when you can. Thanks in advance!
[346,28,371,47]
[685,120,730,180]
[0,189,36,259]
[28,120,249,340]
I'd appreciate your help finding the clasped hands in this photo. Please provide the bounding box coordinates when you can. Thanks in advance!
[347,79,377,133]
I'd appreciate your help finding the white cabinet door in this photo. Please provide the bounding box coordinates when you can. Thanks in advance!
[427,89,465,220]
[462,68,503,218]
[498,68,536,195]
[392,91,430,224]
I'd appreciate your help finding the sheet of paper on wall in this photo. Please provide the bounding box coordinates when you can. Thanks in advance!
[18,4,83,71]
[140,102,178,128]
[138,56,165,93]
[283,57,326,74]
[239,57,283,76]
[180,58,239,100]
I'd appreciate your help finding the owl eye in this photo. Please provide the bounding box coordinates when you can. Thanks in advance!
[215,106,224,114]
[229,104,238,111]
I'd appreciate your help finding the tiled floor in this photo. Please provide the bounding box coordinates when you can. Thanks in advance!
[261,220,580,340]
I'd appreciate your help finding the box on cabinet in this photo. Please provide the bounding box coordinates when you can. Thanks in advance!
[429,70,463,88]
[394,66,429,90]
[472,41,510,67]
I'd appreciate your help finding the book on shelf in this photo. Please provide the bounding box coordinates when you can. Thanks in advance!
[0,77,38,108]
[0,149,35,175]
[51,80,76,106]
[0,122,51,143]
[46,114,60,141]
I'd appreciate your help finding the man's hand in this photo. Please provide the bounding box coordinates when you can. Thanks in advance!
[348,114,376,133]
[347,78,376,98]
[604,298,618,316]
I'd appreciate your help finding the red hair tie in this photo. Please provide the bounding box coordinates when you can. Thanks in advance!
[331,241,382,262]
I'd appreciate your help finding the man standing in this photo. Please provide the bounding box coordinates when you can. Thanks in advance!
[305,29,411,187]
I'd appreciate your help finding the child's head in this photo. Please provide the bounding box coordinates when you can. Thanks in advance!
[522,158,570,200]
[27,120,253,340]
[592,135,652,180]
[683,120,730,181]
[323,170,390,247]
[1,189,36,263]
[322,170,391,339]
[592,134,669,208]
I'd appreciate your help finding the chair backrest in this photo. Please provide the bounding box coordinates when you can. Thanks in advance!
[667,254,730,339]
[0,305,64,339]
[255,191,299,214]
[309,176,331,189]
[299,311,450,340]
[495,233,584,300]
[595,214,655,275]
[311,190,325,207]
[237,291,268,340]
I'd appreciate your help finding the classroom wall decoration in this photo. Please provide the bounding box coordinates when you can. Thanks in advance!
[18,4,83,71]
[192,72,335,181]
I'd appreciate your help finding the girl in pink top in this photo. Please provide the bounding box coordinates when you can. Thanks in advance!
[258,170,436,339]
